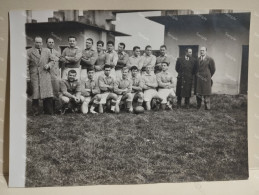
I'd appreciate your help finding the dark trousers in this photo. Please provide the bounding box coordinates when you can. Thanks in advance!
[43,97,54,114]
[177,96,190,105]
[196,95,210,110]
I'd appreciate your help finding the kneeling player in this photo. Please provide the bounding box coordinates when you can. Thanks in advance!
[130,66,144,107]
[142,65,162,110]
[98,64,118,113]
[81,68,101,114]
[114,67,133,113]
[157,61,175,110]
[59,70,85,114]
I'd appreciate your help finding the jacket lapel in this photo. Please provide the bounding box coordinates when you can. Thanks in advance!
[31,48,41,64]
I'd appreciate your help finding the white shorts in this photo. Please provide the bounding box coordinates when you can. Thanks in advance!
[116,93,133,104]
[59,95,85,103]
[158,88,176,103]
[80,69,88,82]
[100,93,110,104]
[144,89,160,102]
[62,67,81,81]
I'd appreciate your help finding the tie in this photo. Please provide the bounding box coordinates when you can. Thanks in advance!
[51,49,53,54]
[38,49,41,55]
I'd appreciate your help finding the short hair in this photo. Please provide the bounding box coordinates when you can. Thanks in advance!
[119,42,126,49]
[130,66,139,71]
[87,67,95,72]
[46,37,54,43]
[86,38,93,44]
[133,46,140,51]
[104,64,112,70]
[160,45,167,49]
[68,36,76,41]
[97,40,104,46]
[68,69,77,75]
[162,61,169,66]
[122,67,129,72]
[201,46,208,51]
[185,48,192,53]
[34,36,42,41]
[145,45,152,50]
[107,41,114,46]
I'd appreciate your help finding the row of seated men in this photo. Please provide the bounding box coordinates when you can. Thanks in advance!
[59,62,175,114]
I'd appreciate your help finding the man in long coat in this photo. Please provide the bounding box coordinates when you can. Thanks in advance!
[27,36,54,115]
[46,37,61,111]
[175,48,197,108]
[195,46,216,110]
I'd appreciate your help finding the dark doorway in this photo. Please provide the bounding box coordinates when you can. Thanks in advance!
[178,45,199,58]
[240,45,249,94]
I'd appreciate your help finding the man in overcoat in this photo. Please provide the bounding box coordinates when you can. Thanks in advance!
[175,48,197,108]
[195,47,216,110]
[46,37,61,111]
[27,36,54,115]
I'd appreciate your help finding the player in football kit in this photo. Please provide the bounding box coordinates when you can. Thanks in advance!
[98,64,118,113]
[130,66,144,107]
[81,68,101,114]
[157,61,176,110]
[142,64,162,111]
[114,67,133,113]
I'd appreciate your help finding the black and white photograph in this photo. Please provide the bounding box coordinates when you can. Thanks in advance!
[10,9,250,187]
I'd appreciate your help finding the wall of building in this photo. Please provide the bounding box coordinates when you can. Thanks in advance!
[163,20,249,95]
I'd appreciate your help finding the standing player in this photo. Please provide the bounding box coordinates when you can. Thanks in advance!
[157,62,175,110]
[81,68,101,114]
[80,38,98,81]
[130,66,144,107]
[115,42,129,80]
[142,64,162,111]
[127,46,143,71]
[114,67,133,113]
[60,36,82,80]
[106,41,118,79]
[141,45,156,74]
[98,65,118,113]
[155,45,170,74]
[94,40,110,80]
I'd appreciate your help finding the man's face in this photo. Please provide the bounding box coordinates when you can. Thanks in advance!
[35,37,43,49]
[186,49,192,57]
[200,47,207,56]
[160,47,166,56]
[134,48,140,57]
[146,66,152,74]
[87,71,94,80]
[107,44,114,52]
[122,69,129,78]
[104,68,111,76]
[47,38,54,49]
[68,72,76,82]
[86,40,92,49]
[97,44,103,52]
[161,63,168,71]
[118,44,124,53]
[131,69,138,77]
[145,47,152,56]
[68,38,76,48]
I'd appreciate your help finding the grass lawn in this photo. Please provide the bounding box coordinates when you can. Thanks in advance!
[25,94,248,187]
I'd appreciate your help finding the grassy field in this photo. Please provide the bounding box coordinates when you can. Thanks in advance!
[25,94,248,187]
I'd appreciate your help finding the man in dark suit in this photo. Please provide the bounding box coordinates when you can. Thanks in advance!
[195,47,216,110]
[175,48,197,108]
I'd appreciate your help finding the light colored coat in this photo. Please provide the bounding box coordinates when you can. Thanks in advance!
[27,48,54,99]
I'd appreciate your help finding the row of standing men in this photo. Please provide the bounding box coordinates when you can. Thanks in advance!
[27,36,216,115]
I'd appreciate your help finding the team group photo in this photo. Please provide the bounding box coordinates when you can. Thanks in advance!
[24,10,249,187]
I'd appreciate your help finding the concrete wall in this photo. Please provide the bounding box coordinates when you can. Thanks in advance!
[163,20,249,95]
